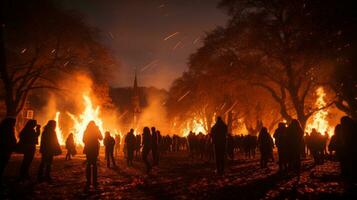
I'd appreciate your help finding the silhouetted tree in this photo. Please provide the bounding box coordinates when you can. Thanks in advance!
[0,0,117,116]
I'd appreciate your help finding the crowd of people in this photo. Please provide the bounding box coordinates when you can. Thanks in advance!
[1,115,356,191]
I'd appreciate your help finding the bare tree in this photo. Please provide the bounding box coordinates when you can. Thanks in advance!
[0,0,116,117]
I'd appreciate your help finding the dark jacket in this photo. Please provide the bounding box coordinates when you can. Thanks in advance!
[40,128,61,156]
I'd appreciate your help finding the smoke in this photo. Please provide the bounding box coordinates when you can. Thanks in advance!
[138,89,169,134]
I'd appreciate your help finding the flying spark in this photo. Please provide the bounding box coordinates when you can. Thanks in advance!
[193,37,201,44]
[173,41,182,50]
[21,48,27,54]
[108,31,114,39]
[164,32,179,41]
[141,60,159,72]
[177,91,191,102]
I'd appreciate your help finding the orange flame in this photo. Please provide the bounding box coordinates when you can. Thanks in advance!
[67,94,105,145]
[54,111,65,145]
[305,87,333,137]
[182,117,206,137]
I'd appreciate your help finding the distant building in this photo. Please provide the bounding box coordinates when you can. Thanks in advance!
[131,71,141,128]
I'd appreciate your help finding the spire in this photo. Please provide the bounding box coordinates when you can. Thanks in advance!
[133,69,139,96]
[132,69,140,114]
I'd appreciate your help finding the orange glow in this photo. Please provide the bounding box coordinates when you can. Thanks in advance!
[67,94,105,145]
[54,111,65,145]
[305,87,333,137]
[182,117,207,137]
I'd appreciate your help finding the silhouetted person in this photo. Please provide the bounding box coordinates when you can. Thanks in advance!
[339,116,357,182]
[17,119,40,181]
[157,130,162,163]
[142,127,152,173]
[187,131,196,159]
[227,133,235,161]
[151,127,159,166]
[83,121,103,190]
[274,123,287,171]
[65,133,76,160]
[38,120,62,182]
[114,134,121,157]
[104,131,116,168]
[328,125,341,157]
[125,129,136,167]
[135,134,141,158]
[258,127,274,168]
[286,119,304,171]
[211,117,228,175]
[0,117,16,184]
[308,129,324,165]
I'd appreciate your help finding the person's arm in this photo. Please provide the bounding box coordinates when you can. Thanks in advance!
[98,131,103,141]
[35,125,41,137]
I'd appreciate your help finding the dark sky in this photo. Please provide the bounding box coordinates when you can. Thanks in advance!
[61,0,228,89]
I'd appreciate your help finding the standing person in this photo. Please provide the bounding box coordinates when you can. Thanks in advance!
[114,134,121,157]
[17,119,40,181]
[157,130,162,163]
[211,117,228,175]
[308,129,323,165]
[83,121,103,190]
[274,123,287,171]
[227,133,235,161]
[65,133,76,160]
[38,120,62,182]
[135,134,141,158]
[0,117,16,184]
[104,131,116,168]
[258,127,274,168]
[286,119,304,171]
[125,129,136,167]
[151,127,159,166]
[339,116,357,182]
[142,127,152,173]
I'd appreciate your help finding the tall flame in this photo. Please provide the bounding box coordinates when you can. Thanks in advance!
[305,87,333,137]
[54,112,65,145]
[182,117,206,137]
[67,94,104,145]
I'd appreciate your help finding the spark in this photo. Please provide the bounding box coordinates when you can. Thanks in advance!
[177,90,190,102]
[51,49,56,54]
[108,31,114,39]
[64,61,69,67]
[118,110,128,119]
[141,60,159,72]
[224,101,238,115]
[173,41,182,50]
[164,32,179,41]
[220,102,226,110]
[193,37,200,44]
[21,48,27,54]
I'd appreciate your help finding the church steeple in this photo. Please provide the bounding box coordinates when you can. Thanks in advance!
[132,70,141,127]
[133,70,139,96]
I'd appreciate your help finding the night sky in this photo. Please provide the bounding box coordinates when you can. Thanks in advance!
[61,0,227,89]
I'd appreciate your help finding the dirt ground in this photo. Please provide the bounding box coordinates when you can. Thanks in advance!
[1,149,355,200]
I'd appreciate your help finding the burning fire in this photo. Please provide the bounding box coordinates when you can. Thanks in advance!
[182,117,207,137]
[305,87,333,137]
[55,112,65,145]
[67,94,105,145]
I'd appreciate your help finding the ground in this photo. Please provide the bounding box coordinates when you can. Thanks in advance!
[1,149,355,200]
